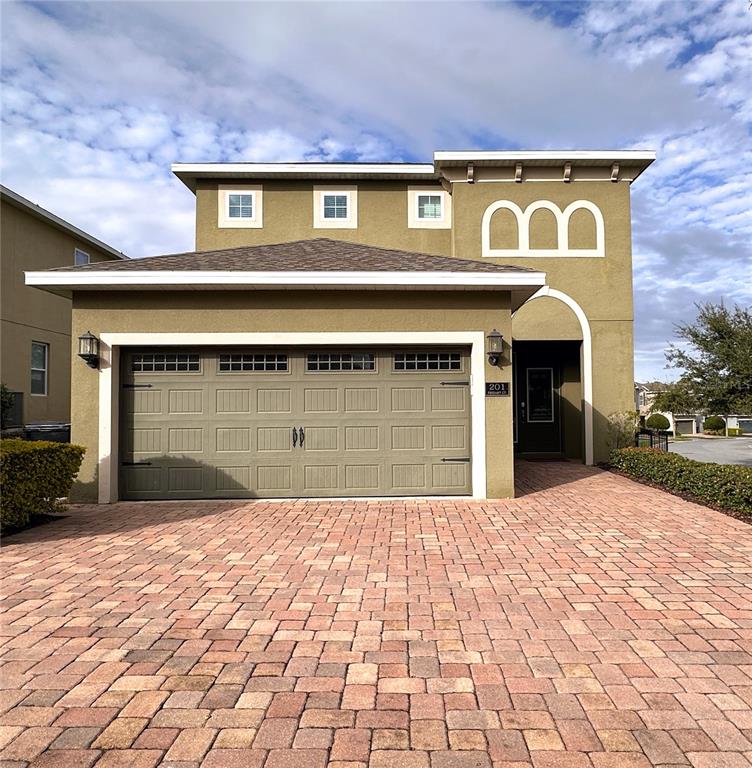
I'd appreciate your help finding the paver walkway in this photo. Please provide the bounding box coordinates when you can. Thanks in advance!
[1,461,751,768]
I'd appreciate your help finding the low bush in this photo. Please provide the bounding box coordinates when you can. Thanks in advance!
[645,413,670,431]
[609,447,752,517]
[703,415,726,435]
[0,439,85,530]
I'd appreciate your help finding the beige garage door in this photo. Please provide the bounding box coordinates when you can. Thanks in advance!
[119,347,472,500]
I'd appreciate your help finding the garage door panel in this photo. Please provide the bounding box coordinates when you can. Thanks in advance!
[216,465,251,491]
[304,388,338,412]
[345,464,380,490]
[216,389,251,414]
[121,346,472,500]
[344,425,379,451]
[168,389,204,414]
[257,465,292,491]
[257,389,291,413]
[391,388,425,412]
[345,388,379,412]
[216,427,251,452]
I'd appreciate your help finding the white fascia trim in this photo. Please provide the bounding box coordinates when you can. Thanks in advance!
[172,163,436,175]
[434,150,656,164]
[97,331,487,503]
[26,270,547,289]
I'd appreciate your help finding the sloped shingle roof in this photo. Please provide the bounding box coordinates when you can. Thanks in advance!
[49,238,534,274]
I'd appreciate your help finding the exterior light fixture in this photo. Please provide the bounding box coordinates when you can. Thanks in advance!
[486,329,503,366]
[78,331,100,369]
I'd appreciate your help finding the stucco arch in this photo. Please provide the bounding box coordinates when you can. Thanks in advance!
[513,286,593,465]
[481,199,605,258]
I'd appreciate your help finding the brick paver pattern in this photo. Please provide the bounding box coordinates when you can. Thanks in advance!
[1,461,751,768]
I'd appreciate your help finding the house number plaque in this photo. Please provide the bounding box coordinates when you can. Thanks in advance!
[485,382,509,397]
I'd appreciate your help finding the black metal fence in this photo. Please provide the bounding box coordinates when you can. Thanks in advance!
[635,428,668,451]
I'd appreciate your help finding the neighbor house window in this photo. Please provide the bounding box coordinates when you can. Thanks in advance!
[313,186,357,229]
[228,193,253,219]
[31,342,48,396]
[323,195,348,220]
[418,195,443,220]
[407,187,451,229]
[218,185,263,228]
[74,248,90,265]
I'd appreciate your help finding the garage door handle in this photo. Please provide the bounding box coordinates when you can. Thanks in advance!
[440,381,470,386]
[441,457,470,462]
[292,427,298,447]
[299,426,305,446]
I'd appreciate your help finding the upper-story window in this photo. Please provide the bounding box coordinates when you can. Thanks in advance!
[74,248,90,266]
[218,185,263,228]
[407,186,451,229]
[313,185,357,229]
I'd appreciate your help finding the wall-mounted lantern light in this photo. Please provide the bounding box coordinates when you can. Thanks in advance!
[486,329,503,366]
[78,331,100,369]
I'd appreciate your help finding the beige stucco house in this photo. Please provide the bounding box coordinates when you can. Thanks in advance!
[26,150,654,502]
[1,186,126,428]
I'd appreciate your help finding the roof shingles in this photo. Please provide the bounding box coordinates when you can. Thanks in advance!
[49,238,534,274]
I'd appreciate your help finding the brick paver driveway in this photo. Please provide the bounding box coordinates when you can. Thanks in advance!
[1,462,751,768]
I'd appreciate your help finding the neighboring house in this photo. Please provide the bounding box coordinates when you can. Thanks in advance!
[26,150,655,502]
[634,381,668,415]
[1,186,126,427]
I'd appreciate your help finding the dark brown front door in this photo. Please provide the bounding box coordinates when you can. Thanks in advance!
[514,357,562,456]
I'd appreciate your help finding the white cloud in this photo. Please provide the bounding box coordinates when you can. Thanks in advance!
[0,0,750,381]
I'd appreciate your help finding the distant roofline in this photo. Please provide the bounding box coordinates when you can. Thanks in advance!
[0,185,127,260]
[172,150,656,191]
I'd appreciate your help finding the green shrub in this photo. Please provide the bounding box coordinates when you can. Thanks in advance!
[703,415,726,434]
[609,447,752,516]
[645,413,670,431]
[0,439,85,530]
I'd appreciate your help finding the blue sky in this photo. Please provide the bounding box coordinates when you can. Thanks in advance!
[1,0,750,381]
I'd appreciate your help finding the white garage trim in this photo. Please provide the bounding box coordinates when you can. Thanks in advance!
[98,331,487,504]
[515,287,594,465]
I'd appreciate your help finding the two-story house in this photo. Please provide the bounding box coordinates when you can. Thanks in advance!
[1,185,126,429]
[26,150,654,502]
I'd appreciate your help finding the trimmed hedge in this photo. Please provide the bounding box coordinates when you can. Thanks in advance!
[645,413,670,431]
[1,439,85,530]
[703,415,726,435]
[610,447,751,517]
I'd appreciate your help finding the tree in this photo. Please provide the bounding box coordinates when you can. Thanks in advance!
[654,303,752,415]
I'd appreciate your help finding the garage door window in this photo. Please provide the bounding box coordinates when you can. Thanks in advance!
[132,352,200,373]
[307,352,375,372]
[394,351,461,371]
[219,352,288,372]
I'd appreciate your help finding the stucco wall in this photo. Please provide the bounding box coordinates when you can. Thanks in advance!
[70,289,514,502]
[0,198,120,424]
[195,180,452,256]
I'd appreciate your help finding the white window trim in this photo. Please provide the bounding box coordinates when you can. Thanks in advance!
[407,186,451,229]
[218,185,263,228]
[97,331,486,503]
[74,248,90,265]
[313,185,358,229]
[30,341,49,397]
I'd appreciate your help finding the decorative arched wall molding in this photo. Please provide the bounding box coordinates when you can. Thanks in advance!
[513,286,594,465]
[482,199,605,258]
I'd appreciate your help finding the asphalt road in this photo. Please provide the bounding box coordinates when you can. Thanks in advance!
[669,437,752,467]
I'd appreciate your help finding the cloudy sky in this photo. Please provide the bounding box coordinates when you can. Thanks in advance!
[1,0,750,381]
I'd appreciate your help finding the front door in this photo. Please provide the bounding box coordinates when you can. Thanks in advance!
[514,358,562,455]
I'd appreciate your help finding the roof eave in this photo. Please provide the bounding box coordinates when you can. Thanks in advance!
[0,185,128,260]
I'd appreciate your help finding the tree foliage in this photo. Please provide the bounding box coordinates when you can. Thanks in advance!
[656,303,752,415]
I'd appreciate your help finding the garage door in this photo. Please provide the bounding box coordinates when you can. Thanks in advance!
[675,419,694,436]
[119,347,472,500]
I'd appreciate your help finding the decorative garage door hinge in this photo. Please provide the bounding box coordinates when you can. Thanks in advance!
[440,381,470,386]
[441,457,471,462]
[123,383,153,389]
